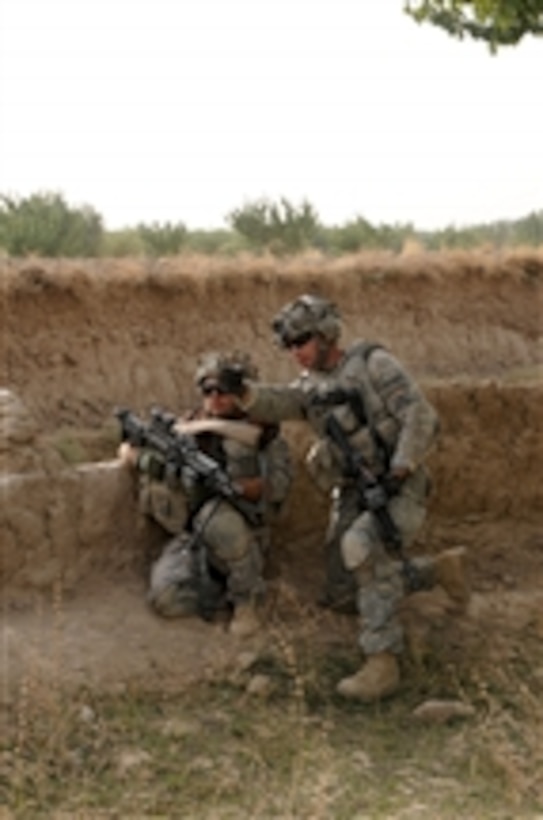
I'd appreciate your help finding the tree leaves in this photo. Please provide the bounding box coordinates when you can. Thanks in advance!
[405,0,543,49]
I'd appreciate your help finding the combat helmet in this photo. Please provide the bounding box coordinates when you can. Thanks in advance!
[272,294,341,348]
[194,350,258,395]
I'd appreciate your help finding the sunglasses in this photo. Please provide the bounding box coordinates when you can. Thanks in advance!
[286,331,314,349]
[201,383,229,396]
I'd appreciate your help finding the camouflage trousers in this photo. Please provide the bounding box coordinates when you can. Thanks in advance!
[324,469,430,656]
[147,496,265,618]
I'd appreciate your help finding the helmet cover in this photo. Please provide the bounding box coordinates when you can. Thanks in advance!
[272,294,341,348]
[195,350,258,394]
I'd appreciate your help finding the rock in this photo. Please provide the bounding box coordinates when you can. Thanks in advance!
[412,699,476,724]
[0,389,37,447]
[0,388,63,472]
[79,704,96,723]
[116,748,152,776]
[235,650,260,672]
[160,717,201,738]
[246,673,273,697]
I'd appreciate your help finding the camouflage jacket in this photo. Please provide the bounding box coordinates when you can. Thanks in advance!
[245,341,439,481]
[137,414,293,519]
[219,425,292,510]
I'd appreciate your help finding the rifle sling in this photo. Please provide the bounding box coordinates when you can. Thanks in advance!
[326,414,423,591]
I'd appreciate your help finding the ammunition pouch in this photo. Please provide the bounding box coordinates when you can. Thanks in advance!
[139,477,189,535]
[137,450,166,481]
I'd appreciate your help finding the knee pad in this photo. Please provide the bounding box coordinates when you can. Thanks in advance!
[140,480,189,535]
[341,529,371,571]
[148,584,198,618]
[203,505,252,564]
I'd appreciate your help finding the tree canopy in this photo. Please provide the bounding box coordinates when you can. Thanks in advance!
[227,197,322,255]
[1,189,542,258]
[0,192,103,257]
[405,0,543,48]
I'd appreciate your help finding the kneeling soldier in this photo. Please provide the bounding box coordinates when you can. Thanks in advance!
[118,351,293,639]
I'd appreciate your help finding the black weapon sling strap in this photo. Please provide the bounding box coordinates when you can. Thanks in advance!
[341,341,393,469]
[338,342,424,591]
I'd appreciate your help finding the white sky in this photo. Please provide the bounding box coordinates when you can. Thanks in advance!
[1,0,542,231]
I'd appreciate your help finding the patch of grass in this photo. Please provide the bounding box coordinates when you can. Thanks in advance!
[500,364,543,384]
[46,423,119,465]
[49,432,89,465]
[3,633,543,818]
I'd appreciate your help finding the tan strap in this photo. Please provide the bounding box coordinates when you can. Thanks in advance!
[173,418,261,447]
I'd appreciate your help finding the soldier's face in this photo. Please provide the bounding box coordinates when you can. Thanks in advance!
[201,384,238,418]
[289,334,320,369]
[288,334,339,372]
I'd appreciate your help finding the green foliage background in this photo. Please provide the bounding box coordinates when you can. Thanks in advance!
[406,0,543,49]
[1,189,542,258]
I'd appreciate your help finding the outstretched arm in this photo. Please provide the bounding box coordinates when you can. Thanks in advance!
[173,418,262,447]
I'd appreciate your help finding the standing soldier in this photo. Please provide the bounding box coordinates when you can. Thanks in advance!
[118,351,293,638]
[238,295,469,701]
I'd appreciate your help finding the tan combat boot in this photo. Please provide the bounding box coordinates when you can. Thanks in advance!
[336,652,400,702]
[229,600,261,639]
[432,546,470,611]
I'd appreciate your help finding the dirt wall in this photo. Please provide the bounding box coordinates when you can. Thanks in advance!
[1,250,542,596]
[2,250,541,432]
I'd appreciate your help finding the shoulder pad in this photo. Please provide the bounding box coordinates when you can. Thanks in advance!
[346,340,384,364]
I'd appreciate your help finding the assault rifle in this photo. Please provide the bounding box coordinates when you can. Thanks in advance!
[315,388,423,592]
[115,407,261,528]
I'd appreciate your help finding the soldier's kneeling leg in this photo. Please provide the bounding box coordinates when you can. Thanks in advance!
[200,501,264,605]
[148,535,199,618]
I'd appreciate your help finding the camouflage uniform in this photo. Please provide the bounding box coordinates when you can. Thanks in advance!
[139,354,292,620]
[245,299,438,659]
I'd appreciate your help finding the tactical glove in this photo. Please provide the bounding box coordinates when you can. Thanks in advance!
[219,366,246,396]
[137,451,166,480]
[310,385,356,407]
